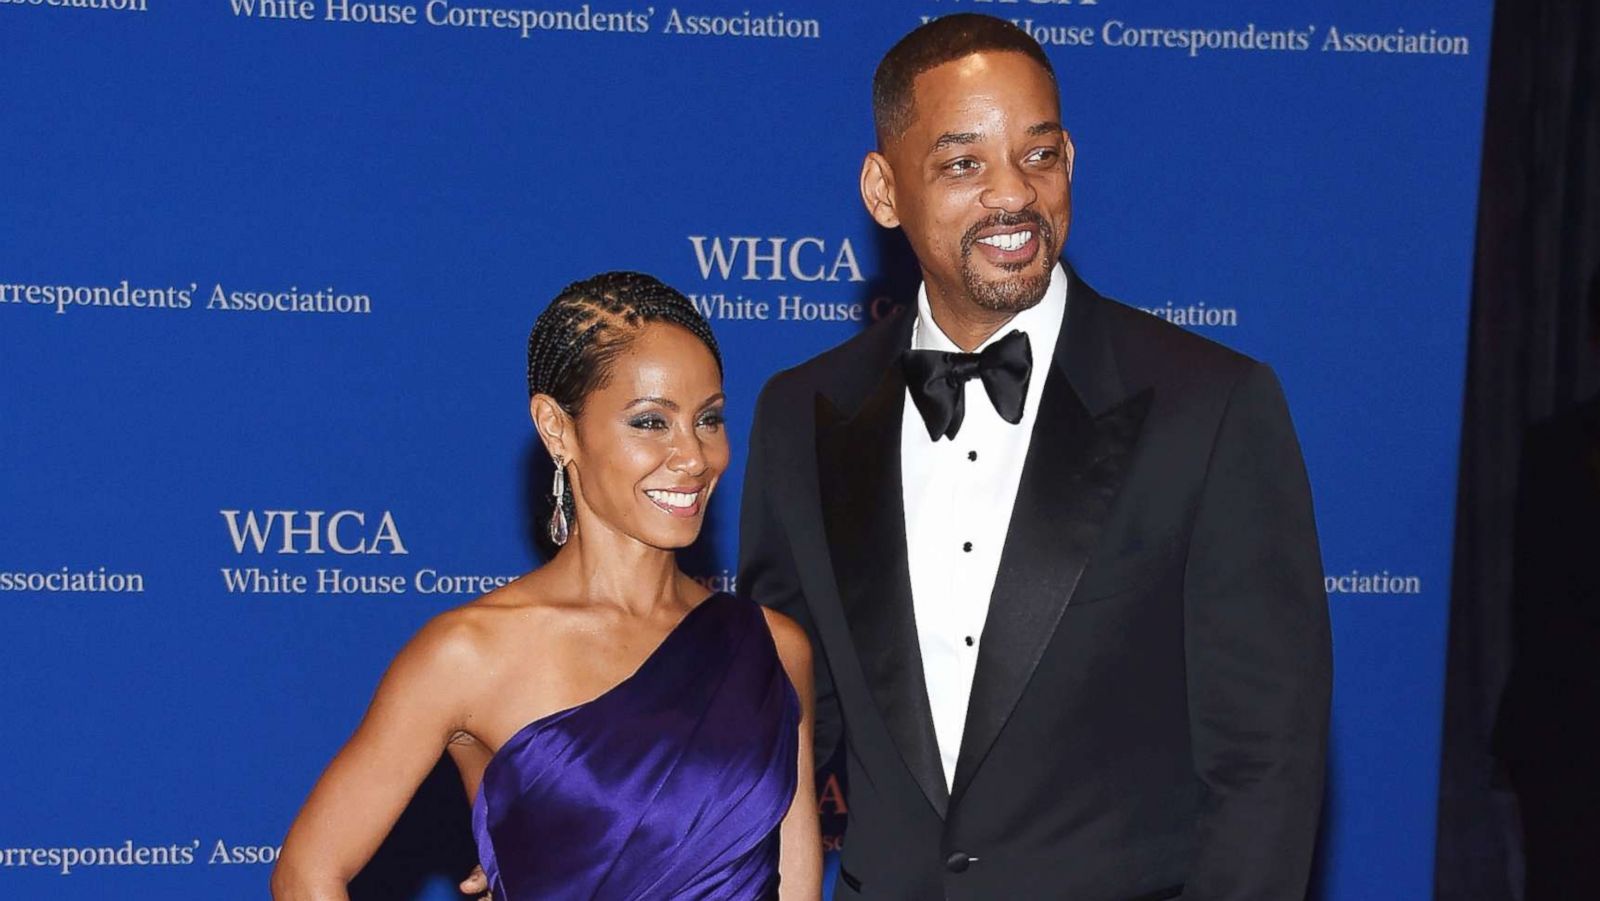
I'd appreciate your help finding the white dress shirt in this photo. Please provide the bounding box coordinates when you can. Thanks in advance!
[900,264,1068,788]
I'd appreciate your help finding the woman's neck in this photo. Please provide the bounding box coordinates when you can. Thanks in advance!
[552,525,693,616]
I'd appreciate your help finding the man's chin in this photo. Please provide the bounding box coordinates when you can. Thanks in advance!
[964,263,1054,313]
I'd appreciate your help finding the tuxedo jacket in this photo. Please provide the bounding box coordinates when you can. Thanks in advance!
[738,268,1332,901]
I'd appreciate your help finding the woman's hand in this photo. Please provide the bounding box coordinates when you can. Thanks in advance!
[459,864,490,899]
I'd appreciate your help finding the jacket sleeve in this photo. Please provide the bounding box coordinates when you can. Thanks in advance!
[1182,362,1333,900]
[738,378,843,768]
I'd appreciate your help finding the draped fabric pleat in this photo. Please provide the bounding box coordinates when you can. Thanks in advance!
[1436,1,1600,898]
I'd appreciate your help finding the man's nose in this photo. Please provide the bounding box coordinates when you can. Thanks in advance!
[980,161,1037,212]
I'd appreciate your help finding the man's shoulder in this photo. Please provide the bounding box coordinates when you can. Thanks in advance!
[1088,288,1260,392]
[757,305,910,405]
[1099,291,1254,366]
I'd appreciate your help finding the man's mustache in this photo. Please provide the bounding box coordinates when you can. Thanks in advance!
[960,211,1054,257]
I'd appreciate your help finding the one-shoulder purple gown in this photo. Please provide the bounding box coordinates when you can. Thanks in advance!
[471,593,800,900]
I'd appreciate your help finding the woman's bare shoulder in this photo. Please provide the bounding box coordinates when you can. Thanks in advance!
[398,573,554,674]
[424,569,592,660]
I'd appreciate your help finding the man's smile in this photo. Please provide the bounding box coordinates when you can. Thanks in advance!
[973,225,1040,266]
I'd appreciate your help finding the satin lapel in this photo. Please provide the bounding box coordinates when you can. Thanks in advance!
[816,366,950,818]
[950,275,1153,804]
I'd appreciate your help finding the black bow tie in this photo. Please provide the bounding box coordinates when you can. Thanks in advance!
[901,329,1033,441]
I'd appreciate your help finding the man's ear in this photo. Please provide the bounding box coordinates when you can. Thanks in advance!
[860,151,901,229]
[1062,129,1076,181]
[530,394,574,463]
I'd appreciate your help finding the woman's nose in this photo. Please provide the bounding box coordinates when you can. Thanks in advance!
[667,431,707,476]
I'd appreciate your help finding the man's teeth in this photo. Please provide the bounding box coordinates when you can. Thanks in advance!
[977,230,1033,252]
[646,489,699,509]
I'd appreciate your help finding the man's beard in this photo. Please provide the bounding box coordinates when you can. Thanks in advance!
[958,211,1056,313]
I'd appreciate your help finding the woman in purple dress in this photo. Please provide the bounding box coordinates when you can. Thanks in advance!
[271,272,821,901]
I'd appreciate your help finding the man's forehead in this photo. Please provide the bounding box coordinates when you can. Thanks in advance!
[905,51,1059,129]
[912,51,1053,94]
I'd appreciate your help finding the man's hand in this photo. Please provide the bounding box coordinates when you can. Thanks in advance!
[460,865,490,899]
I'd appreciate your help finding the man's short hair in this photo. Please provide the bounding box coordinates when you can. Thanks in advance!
[873,14,1058,145]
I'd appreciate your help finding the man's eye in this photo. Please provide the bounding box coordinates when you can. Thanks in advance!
[945,158,979,173]
[1028,148,1059,164]
[629,415,668,430]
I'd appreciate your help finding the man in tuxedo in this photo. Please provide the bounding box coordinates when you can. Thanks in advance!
[738,14,1332,900]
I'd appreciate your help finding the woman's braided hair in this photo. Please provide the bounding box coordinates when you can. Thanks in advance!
[526,271,722,527]
[527,271,721,408]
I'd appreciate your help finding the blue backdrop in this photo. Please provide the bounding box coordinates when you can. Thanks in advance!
[1,1,1492,898]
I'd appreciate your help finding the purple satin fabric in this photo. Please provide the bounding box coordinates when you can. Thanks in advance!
[471,592,799,900]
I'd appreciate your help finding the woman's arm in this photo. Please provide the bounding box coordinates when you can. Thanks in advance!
[765,609,822,901]
[272,614,483,900]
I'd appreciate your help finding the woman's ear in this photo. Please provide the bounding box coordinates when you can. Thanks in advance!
[530,394,574,463]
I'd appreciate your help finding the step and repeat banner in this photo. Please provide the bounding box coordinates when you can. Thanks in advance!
[1,1,1491,898]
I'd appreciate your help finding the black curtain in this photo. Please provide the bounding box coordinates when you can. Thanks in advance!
[1435,1,1600,899]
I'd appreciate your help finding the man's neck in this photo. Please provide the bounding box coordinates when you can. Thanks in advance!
[923,281,1017,352]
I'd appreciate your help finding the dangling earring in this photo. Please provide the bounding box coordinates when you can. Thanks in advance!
[549,457,570,546]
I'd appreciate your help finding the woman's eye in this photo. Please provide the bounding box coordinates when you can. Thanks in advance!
[697,411,725,431]
[629,415,668,430]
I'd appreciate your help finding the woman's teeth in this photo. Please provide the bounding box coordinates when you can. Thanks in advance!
[645,489,699,509]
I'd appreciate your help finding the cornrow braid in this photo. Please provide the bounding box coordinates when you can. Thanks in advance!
[525,271,723,530]
[527,271,721,405]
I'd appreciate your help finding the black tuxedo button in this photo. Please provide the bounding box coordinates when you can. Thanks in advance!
[944,851,972,873]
